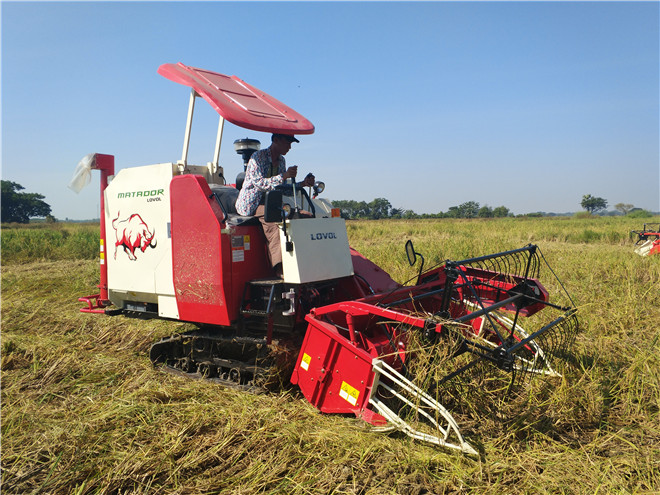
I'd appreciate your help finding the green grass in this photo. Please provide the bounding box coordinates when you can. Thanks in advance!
[2,217,659,494]
[1,223,100,264]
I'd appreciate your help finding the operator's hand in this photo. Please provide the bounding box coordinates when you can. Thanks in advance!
[282,166,298,180]
[301,173,315,187]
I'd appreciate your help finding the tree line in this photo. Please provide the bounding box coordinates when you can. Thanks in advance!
[334,195,653,220]
[580,194,651,217]
[331,198,511,220]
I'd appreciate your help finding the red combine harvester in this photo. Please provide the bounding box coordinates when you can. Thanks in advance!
[631,223,660,256]
[71,63,579,454]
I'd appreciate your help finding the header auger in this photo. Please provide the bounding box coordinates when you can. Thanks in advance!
[72,63,579,454]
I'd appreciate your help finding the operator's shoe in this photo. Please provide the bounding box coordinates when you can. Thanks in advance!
[273,263,283,279]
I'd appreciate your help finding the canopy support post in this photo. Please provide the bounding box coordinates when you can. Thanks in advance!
[179,88,197,171]
[209,115,225,182]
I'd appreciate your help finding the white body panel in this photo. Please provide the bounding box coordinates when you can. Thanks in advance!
[103,161,225,316]
[281,217,354,284]
[104,163,177,314]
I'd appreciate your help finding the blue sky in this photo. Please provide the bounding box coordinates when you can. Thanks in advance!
[2,1,658,219]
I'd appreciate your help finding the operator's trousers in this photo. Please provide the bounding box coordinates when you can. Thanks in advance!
[255,205,282,267]
[254,205,312,268]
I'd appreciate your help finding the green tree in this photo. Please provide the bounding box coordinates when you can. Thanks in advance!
[580,194,608,214]
[389,207,403,219]
[492,206,510,217]
[458,201,480,218]
[446,206,460,218]
[628,209,653,218]
[334,198,399,219]
[478,205,493,218]
[614,203,634,215]
[1,180,52,223]
[368,198,392,219]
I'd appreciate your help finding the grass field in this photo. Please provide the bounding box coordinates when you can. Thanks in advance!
[2,216,659,494]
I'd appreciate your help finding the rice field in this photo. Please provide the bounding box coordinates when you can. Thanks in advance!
[2,216,659,494]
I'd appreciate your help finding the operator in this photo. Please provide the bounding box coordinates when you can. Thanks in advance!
[235,133,315,277]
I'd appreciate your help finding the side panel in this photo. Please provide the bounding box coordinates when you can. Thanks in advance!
[104,163,175,307]
[291,317,374,416]
[170,175,232,326]
[350,248,400,294]
[227,224,273,299]
[281,217,354,284]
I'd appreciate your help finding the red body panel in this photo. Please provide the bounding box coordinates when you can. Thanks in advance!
[291,314,387,419]
[158,63,315,135]
[170,175,273,326]
[291,301,411,423]
[227,222,273,303]
[171,175,232,325]
[350,248,400,293]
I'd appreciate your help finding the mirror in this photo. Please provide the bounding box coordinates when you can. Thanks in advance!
[405,240,425,285]
[405,239,417,266]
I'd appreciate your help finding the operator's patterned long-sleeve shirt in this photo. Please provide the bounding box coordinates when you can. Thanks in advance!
[235,146,286,216]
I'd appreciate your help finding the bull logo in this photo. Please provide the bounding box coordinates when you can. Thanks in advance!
[112,212,157,261]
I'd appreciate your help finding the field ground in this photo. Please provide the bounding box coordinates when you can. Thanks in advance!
[2,216,659,494]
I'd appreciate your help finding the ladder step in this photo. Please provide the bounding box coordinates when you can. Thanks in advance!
[242,309,270,317]
[249,279,284,286]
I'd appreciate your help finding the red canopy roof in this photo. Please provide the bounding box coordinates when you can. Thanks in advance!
[158,63,314,135]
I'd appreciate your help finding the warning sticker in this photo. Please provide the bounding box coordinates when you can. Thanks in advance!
[244,235,250,250]
[339,381,360,406]
[300,353,311,371]
[231,235,247,262]
[231,236,244,249]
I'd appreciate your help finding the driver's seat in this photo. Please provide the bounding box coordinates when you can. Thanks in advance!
[235,172,246,191]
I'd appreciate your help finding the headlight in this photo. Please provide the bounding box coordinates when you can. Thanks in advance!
[313,181,325,196]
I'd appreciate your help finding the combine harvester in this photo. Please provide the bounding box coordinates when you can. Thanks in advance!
[631,223,660,256]
[71,63,579,455]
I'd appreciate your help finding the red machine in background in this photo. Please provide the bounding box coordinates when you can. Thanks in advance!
[631,223,660,256]
[72,64,579,454]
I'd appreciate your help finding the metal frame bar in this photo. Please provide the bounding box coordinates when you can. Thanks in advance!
[369,359,477,455]
[451,244,537,267]
[210,115,225,176]
[180,88,197,167]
